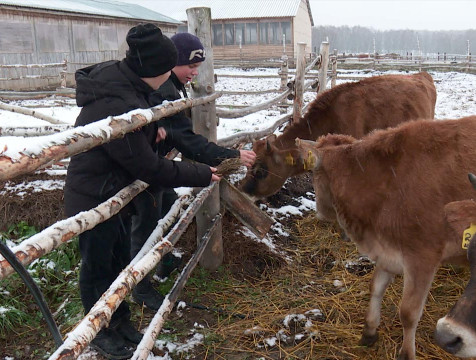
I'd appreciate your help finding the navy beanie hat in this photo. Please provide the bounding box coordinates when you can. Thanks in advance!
[125,23,178,77]
[171,32,206,66]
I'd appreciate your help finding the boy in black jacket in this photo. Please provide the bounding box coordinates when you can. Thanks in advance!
[130,32,256,311]
[64,24,219,359]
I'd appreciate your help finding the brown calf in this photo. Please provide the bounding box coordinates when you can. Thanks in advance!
[241,72,436,199]
[294,116,476,360]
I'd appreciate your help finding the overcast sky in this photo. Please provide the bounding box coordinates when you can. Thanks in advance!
[309,1,476,31]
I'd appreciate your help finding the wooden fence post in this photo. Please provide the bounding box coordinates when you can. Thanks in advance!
[60,59,67,88]
[318,41,330,94]
[187,7,223,271]
[292,42,306,123]
[331,49,337,88]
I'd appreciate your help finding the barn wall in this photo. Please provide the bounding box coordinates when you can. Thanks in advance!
[0,7,177,91]
[209,17,295,61]
[293,0,312,56]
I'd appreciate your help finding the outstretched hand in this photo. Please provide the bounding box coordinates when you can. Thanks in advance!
[155,127,167,143]
[210,167,221,182]
[239,150,256,167]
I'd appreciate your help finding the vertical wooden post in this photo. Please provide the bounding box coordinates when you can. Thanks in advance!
[318,41,329,94]
[187,7,223,271]
[60,59,67,88]
[292,42,306,123]
[278,54,289,114]
[331,49,337,88]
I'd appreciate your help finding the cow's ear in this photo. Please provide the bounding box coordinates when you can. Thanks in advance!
[295,138,321,170]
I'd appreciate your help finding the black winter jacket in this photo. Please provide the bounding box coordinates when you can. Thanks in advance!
[64,60,212,216]
[150,72,239,167]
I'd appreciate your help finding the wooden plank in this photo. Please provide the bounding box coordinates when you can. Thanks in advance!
[220,179,275,239]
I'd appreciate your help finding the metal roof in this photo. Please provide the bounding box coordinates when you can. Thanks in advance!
[131,0,314,25]
[0,0,182,24]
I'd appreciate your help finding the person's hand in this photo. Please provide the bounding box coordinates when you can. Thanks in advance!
[156,127,167,143]
[239,150,256,167]
[210,167,221,182]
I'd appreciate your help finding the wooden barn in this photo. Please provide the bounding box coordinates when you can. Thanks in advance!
[135,0,314,61]
[0,0,181,91]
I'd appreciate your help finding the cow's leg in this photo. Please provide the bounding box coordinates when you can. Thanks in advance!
[359,265,394,346]
[397,264,436,360]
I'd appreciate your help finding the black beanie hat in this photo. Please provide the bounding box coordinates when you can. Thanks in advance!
[171,32,206,66]
[125,23,178,77]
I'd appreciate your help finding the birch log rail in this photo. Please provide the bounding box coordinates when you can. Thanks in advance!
[0,100,67,124]
[0,94,220,182]
[48,182,218,360]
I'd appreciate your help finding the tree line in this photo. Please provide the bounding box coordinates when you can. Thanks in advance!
[312,26,476,55]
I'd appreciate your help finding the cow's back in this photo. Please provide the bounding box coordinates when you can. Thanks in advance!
[298,72,436,142]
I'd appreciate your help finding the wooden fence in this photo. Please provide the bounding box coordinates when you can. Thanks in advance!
[0,9,330,360]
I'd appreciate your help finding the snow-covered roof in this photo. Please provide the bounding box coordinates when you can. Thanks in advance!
[0,0,182,24]
[132,0,314,25]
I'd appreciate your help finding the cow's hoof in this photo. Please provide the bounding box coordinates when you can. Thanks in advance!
[359,332,379,347]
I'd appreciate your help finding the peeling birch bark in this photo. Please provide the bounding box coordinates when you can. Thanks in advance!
[0,180,149,279]
[0,94,220,182]
[48,183,218,360]
[132,214,222,360]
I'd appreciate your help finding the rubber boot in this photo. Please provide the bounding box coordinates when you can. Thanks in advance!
[114,318,143,345]
[90,328,133,359]
[132,276,165,311]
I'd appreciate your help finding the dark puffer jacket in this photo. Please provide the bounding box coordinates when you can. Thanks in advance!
[150,72,239,166]
[64,60,212,216]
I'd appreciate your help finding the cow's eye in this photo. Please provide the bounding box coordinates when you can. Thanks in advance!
[253,164,268,179]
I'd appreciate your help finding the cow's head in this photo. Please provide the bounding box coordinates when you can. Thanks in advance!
[295,135,355,222]
[240,135,302,199]
[435,173,476,358]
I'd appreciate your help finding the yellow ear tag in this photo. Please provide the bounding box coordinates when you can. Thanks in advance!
[285,153,295,165]
[303,150,316,170]
[462,223,476,250]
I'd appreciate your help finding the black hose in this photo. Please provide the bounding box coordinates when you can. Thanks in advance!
[0,241,63,348]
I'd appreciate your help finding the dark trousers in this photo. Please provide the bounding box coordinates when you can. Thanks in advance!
[131,188,178,290]
[79,213,131,325]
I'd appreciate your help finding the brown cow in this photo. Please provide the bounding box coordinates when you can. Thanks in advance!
[434,175,476,358]
[241,72,436,199]
[293,116,476,360]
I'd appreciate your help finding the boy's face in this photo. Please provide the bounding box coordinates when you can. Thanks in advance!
[173,63,201,85]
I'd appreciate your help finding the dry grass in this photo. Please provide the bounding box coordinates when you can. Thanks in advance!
[188,214,473,360]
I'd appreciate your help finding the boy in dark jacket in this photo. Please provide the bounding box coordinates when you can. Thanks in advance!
[130,32,256,311]
[64,24,219,359]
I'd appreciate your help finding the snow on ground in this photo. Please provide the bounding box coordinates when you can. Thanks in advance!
[1,67,476,359]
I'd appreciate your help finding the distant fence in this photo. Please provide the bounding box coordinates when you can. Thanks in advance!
[335,51,475,73]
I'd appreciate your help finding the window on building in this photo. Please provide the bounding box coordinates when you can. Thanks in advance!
[225,23,234,45]
[281,22,291,44]
[235,23,245,45]
[212,24,223,45]
[269,22,280,44]
[177,25,187,33]
[259,23,268,44]
[245,23,257,44]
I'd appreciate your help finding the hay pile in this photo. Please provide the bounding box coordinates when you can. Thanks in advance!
[185,214,473,360]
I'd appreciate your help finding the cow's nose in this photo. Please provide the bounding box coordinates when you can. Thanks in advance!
[434,329,463,355]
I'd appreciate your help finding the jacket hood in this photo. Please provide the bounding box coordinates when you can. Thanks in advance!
[75,60,153,108]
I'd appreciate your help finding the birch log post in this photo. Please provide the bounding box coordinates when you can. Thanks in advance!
[292,42,306,123]
[188,7,223,270]
[318,41,330,94]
